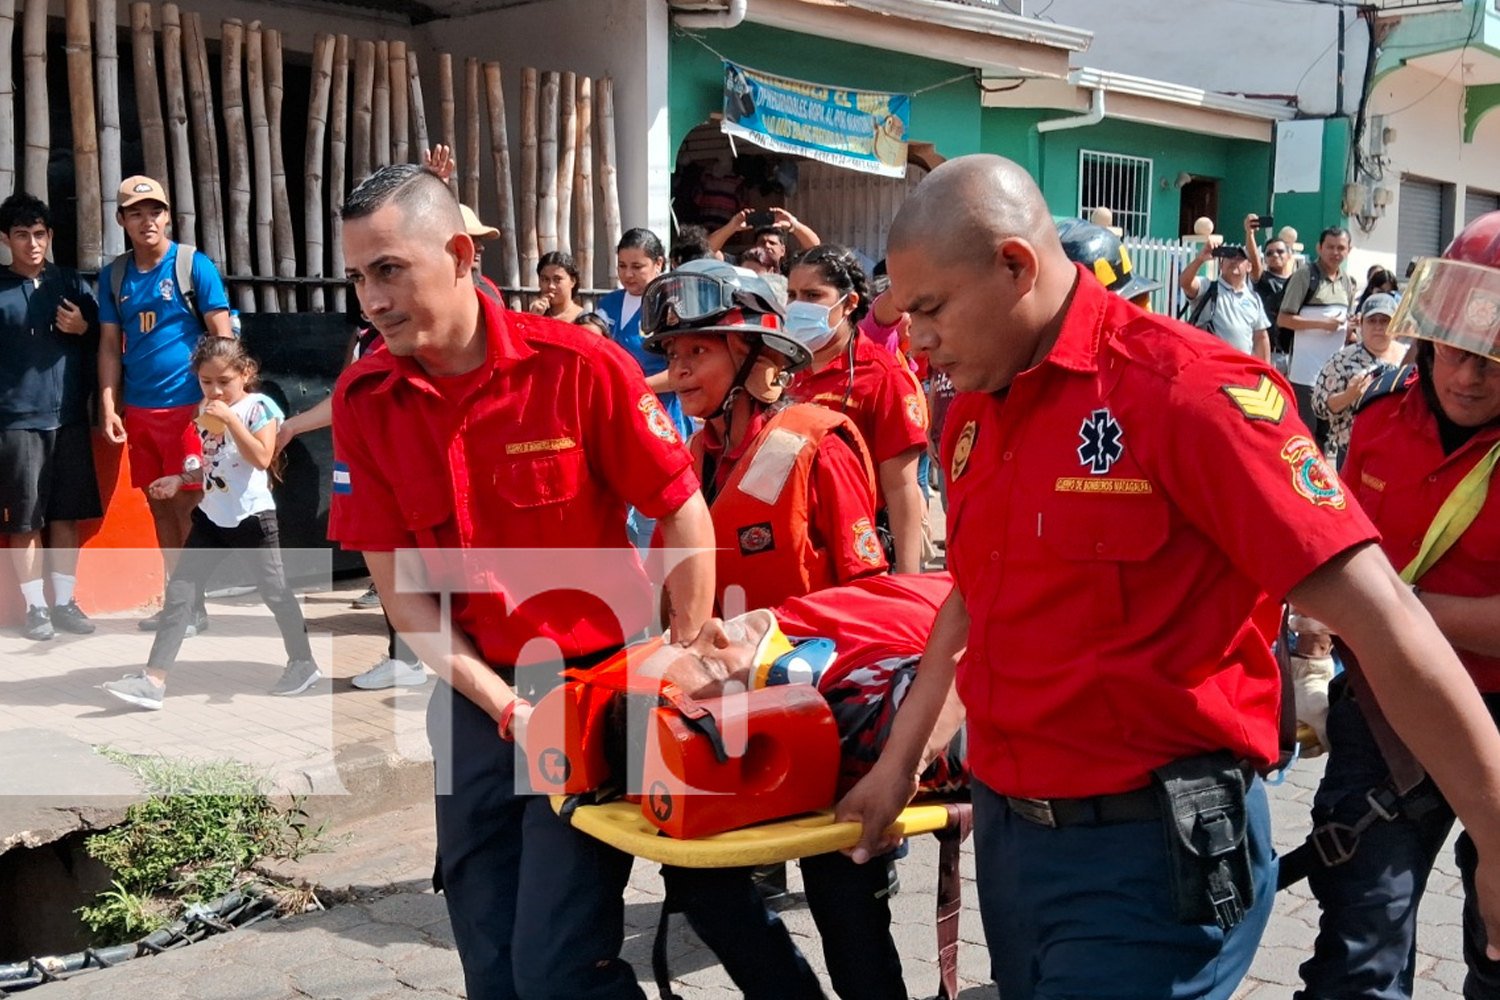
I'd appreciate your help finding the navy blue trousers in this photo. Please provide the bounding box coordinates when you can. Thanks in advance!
[662,850,906,1000]
[971,777,1275,1000]
[427,681,645,1000]
[1298,684,1500,1000]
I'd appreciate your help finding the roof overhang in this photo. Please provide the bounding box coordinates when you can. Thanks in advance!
[741,0,1091,79]
[982,67,1296,141]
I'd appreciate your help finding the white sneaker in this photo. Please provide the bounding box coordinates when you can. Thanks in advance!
[351,658,427,690]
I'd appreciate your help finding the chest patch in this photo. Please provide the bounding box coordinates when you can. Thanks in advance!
[1223,375,1287,424]
[158,278,176,302]
[1077,408,1124,475]
[1281,435,1346,509]
[738,521,775,556]
[951,420,977,481]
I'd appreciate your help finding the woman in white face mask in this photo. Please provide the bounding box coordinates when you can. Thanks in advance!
[785,245,929,575]
[641,259,888,616]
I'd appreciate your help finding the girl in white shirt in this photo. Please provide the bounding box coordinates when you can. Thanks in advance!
[104,336,319,709]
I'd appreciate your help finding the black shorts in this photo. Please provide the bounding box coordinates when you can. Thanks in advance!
[0,424,104,533]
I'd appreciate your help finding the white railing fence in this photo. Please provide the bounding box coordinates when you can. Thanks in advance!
[1123,236,1195,318]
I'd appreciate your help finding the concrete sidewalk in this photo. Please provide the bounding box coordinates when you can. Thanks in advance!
[2,580,1473,998]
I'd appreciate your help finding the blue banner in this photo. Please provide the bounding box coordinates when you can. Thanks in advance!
[722,62,911,179]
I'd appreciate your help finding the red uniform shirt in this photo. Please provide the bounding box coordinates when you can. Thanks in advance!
[329,289,699,667]
[789,329,928,475]
[940,267,1378,798]
[1345,377,1500,690]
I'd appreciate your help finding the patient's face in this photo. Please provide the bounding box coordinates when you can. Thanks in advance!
[636,610,777,697]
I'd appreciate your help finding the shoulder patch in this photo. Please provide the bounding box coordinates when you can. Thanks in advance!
[332,460,352,495]
[1222,374,1287,424]
[851,517,883,566]
[1280,435,1345,509]
[637,392,680,444]
[903,393,927,430]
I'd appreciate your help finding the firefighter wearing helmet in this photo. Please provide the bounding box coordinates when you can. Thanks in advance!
[1294,211,1500,999]
[640,258,887,615]
[1056,217,1163,309]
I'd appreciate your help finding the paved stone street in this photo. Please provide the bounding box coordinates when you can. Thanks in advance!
[2,580,1471,998]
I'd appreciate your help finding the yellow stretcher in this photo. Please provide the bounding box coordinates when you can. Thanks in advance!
[551,795,957,868]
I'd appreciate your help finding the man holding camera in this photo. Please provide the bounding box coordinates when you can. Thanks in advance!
[1179,239,1272,363]
[707,207,821,271]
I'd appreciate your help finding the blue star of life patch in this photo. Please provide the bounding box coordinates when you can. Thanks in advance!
[1077,408,1124,475]
[332,461,352,495]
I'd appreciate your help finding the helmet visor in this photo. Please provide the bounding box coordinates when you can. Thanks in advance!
[1389,258,1500,362]
[641,272,736,336]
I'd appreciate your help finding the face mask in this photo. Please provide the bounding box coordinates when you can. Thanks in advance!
[784,300,840,352]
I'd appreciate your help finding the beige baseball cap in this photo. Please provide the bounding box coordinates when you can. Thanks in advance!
[119,175,170,210]
[460,204,499,240]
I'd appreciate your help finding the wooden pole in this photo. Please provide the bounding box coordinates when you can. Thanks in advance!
[130,3,167,186]
[0,0,13,204]
[351,39,373,184]
[556,71,575,256]
[463,57,480,209]
[95,0,122,257]
[597,77,621,281]
[537,71,558,256]
[482,61,519,290]
[183,12,224,268]
[407,50,428,159]
[220,19,253,311]
[65,0,102,271]
[160,5,195,248]
[21,0,46,197]
[439,53,456,197]
[575,75,594,287]
[388,40,407,164]
[265,27,295,311]
[246,21,276,312]
[372,40,389,169]
[304,32,334,313]
[519,67,538,283]
[329,33,349,313]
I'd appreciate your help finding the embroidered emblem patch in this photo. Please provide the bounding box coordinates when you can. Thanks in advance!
[1077,408,1124,475]
[505,437,577,455]
[158,278,176,302]
[738,522,775,555]
[904,393,926,430]
[331,461,352,495]
[852,517,883,566]
[1223,375,1287,424]
[1054,477,1152,495]
[1281,436,1345,509]
[951,420,977,481]
[637,393,679,444]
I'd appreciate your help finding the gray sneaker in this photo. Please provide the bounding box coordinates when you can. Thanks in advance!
[103,673,165,711]
[271,659,322,696]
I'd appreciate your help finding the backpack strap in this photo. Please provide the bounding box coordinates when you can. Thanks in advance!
[1186,280,1219,332]
[175,243,206,331]
[107,252,130,317]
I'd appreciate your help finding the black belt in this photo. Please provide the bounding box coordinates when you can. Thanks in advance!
[1005,786,1160,828]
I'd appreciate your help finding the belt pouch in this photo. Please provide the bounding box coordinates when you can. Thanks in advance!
[1151,751,1252,930]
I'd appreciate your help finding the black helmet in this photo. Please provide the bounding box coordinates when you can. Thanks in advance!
[639,259,810,372]
[1056,218,1162,302]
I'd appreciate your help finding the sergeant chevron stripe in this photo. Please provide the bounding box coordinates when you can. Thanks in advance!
[1222,375,1287,424]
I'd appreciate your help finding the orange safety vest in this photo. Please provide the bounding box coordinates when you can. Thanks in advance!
[692,404,878,614]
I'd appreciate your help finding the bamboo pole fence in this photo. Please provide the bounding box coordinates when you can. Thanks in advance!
[182,11,224,267]
[160,4,195,249]
[130,2,166,186]
[220,19,253,311]
[65,0,101,271]
[329,33,350,313]
[304,33,335,313]
[1,13,629,303]
[21,0,46,196]
[96,0,121,257]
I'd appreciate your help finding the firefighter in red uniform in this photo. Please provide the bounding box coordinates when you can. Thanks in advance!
[835,155,1500,1000]
[786,244,928,573]
[329,164,714,1000]
[639,258,886,614]
[1295,212,1500,1000]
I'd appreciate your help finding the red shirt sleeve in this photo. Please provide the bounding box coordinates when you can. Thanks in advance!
[582,337,701,519]
[868,363,927,465]
[809,433,887,583]
[1152,359,1378,600]
[328,377,414,552]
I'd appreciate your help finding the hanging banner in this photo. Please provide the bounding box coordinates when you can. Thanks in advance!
[721,62,911,179]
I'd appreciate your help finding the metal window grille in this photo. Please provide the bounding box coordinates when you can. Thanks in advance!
[1078,150,1153,238]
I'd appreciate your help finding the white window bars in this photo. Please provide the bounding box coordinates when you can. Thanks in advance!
[1079,150,1153,239]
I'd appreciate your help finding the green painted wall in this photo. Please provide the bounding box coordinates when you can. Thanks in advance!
[668,24,982,162]
[977,110,1275,240]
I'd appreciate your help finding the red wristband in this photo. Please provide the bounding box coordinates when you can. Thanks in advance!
[497,697,530,742]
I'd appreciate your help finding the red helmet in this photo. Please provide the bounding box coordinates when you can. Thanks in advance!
[1388,210,1500,362]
